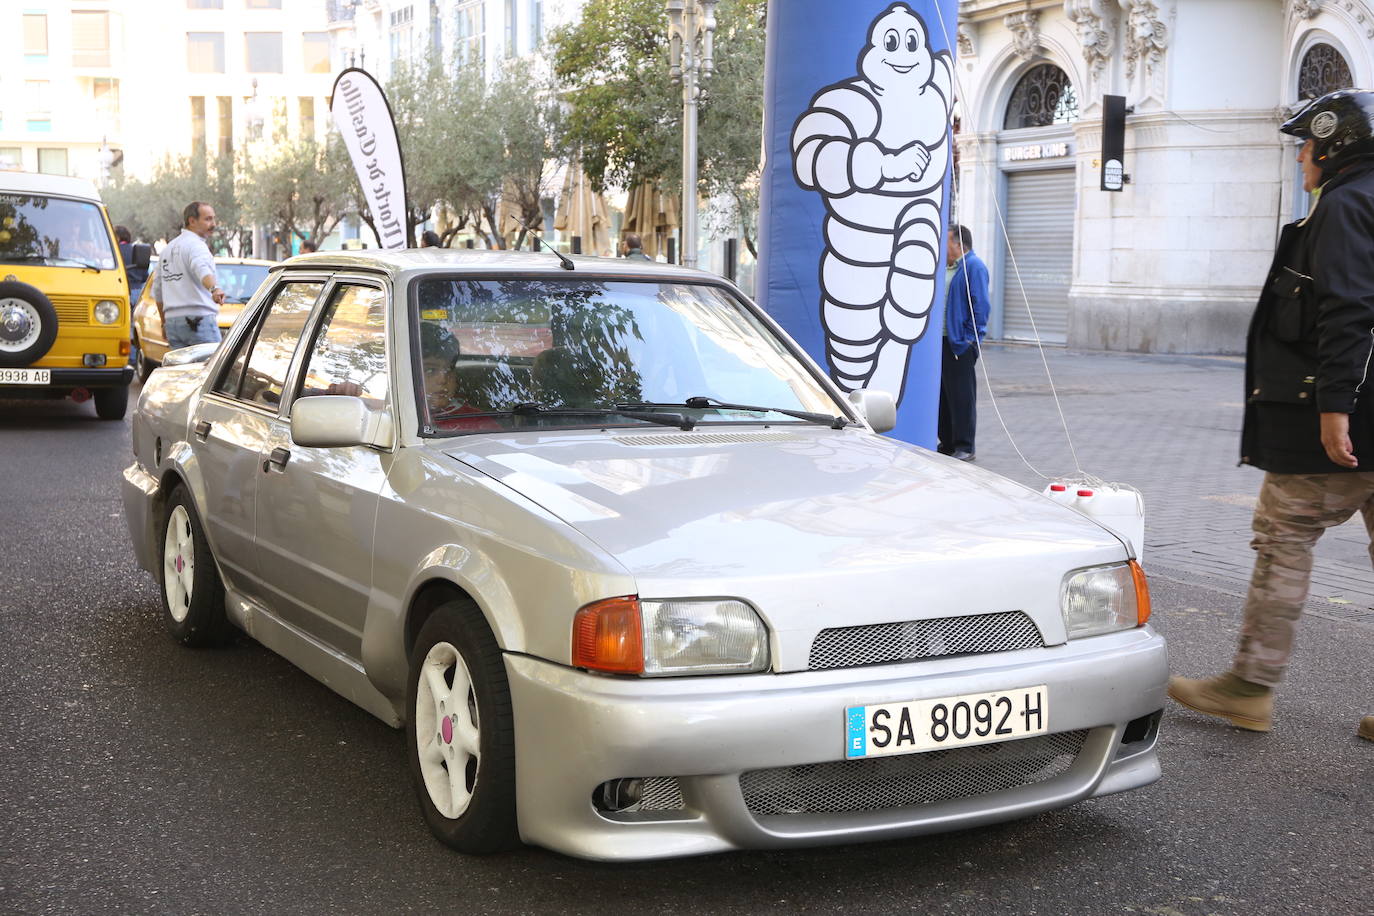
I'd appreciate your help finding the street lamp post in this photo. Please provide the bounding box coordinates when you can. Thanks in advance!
[666,0,716,269]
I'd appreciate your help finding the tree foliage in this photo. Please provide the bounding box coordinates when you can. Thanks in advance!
[699,0,767,255]
[549,0,678,191]
[238,137,353,249]
[549,0,767,251]
[103,152,241,252]
[386,60,563,249]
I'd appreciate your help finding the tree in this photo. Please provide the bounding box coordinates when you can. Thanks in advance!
[238,137,352,250]
[549,0,767,252]
[548,0,678,192]
[103,152,242,252]
[698,0,766,256]
[485,62,566,249]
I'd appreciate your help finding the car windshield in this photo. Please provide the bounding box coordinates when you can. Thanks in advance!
[0,193,118,271]
[415,278,845,435]
[217,263,271,302]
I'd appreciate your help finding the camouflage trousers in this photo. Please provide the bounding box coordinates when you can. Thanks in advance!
[1233,471,1374,686]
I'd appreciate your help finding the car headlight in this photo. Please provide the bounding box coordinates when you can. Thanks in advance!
[572,596,770,676]
[94,300,121,324]
[1061,560,1151,639]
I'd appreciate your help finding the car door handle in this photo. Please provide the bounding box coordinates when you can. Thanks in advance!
[263,447,291,472]
[194,420,212,440]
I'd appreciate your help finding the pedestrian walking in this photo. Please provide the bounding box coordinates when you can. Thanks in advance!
[937,223,990,461]
[152,201,224,350]
[621,233,651,261]
[420,230,442,248]
[1168,89,1374,739]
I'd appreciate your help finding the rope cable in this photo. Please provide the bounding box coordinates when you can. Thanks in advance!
[931,1,1083,479]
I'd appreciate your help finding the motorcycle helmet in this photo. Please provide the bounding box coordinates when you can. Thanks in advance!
[1281,88,1374,172]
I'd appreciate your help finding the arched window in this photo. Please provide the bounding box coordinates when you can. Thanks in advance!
[1003,64,1079,130]
[1298,43,1353,100]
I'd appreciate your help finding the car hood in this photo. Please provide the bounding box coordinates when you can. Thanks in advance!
[444,428,1129,671]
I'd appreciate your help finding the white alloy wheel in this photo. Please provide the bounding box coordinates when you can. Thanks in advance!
[415,640,482,819]
[0,298,41,354]
[162,503,195,623]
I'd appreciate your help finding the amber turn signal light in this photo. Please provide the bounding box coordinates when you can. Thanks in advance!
[572,596,644,674]
[1129,560,1151,626]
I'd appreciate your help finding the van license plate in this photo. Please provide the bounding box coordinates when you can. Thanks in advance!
[845,686,1048,759]
[0,368,49,385]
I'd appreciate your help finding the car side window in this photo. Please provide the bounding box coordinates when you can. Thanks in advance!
[231,281,323,407]
[296,284,389,404]
[212,292,261,398]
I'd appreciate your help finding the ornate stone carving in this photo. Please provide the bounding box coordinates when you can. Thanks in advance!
[1065,0,1115,105]
[1004,9,1041,61]
[1120,0,1171,108]
[1122,1,1167,79]
[1290,0,1323,17]
[957,14,977,59]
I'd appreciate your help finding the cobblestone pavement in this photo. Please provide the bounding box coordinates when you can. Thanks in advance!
[968,343,1374,629]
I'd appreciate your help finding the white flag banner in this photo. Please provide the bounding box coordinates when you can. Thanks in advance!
[330,68,409,249]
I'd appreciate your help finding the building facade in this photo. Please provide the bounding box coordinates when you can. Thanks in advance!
[2,1,337,184]
[954,0,1372,353]
[325,0,571,83]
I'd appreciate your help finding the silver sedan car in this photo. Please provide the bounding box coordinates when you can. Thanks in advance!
[122,249,1167,860]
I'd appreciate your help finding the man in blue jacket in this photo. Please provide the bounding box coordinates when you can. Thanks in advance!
[938,223,990,460]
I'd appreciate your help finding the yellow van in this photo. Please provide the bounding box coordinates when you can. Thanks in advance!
[0,172,133,419]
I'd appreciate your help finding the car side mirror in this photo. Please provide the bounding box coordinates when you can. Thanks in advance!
[291,395,392,448]
[848,388,896,433]
[162,342,219,366]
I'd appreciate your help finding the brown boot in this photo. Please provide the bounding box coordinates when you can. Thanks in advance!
[1167,673,1273,732]
[1359,716,1374,742]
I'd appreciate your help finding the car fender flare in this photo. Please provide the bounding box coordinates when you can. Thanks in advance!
[360,547,527,709]
[409,546,526,650]
[155,443,214,549]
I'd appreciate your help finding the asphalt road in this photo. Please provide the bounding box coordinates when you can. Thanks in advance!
[2,368,1371,916]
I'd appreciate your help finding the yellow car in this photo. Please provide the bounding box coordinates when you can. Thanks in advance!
[0,172,133,419]
[131,257,274,381]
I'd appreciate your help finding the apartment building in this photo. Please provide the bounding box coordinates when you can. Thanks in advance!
[1,1,337,183]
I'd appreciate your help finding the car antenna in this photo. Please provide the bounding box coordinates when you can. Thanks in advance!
[513,218,574,271]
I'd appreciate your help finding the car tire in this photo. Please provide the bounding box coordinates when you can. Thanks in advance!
[94,385,129,420]
[406,599,519,854]
[0,280,60,368]
[134,337,157,383]
[159,486,231,647]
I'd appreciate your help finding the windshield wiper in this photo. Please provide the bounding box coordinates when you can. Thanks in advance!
[618,396,850,429]
[432,402,695,430]
[0,254,101,272]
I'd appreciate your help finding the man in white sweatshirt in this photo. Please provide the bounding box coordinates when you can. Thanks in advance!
[154,201,226,350]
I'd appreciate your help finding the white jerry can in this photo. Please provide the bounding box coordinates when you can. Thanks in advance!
[1042,481,1146,562]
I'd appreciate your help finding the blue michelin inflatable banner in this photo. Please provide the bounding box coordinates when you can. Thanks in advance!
[757,0,958,447]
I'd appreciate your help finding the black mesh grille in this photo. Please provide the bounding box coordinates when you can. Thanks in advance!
[808,612,1044,670]
[740,730,1088,817]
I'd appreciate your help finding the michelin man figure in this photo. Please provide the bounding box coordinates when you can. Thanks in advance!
[791,3,953,403]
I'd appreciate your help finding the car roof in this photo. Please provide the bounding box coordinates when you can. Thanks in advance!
[0,171,103,203]
[279,247,722,283]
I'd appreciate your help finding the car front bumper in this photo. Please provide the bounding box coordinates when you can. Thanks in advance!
[506,625,1167,860]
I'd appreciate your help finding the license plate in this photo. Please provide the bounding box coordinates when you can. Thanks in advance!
[0,368,49,385]
[845,685,1048,759]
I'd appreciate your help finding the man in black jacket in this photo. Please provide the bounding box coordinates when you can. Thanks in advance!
[1169,89,1374,740]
